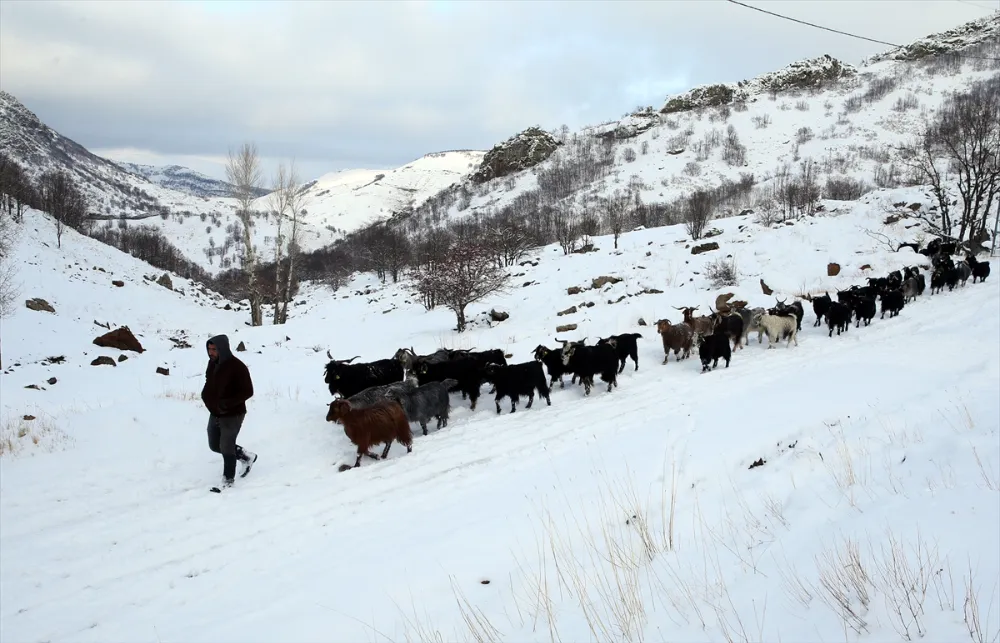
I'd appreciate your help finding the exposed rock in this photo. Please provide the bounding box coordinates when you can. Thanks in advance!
[118,354,128,362]
[594,107,660,140]
[827,262,841,277]
[112,280,125,287]
[731,300,748,310]
[156,273,173,290]
[555,323,578,333]
[156,366,170,376]
[703,227,724,238]
[642,288,664,295]
[25,298,55,313]
[23,415,36,421]
[557,306,578,317]
[567,286,583,295]
[866,14,1000,64]
[638,318,647,326]
[760,279,773,295]
[236,341,247,352]
[660,55,855,114]
[223,303,232,310]
[470,127,562,184]
[691,242,720,255]
[591,275,622,289]
[715,293,735,312]
[93,326,145,353]
[46,377,57,385]
[860,264,872,271]
[24,384,42,390]
[608,295,627,305]
[91,356,117,367]
[489,309,509,322]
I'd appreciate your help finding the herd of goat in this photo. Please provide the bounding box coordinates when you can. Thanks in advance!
[324,245,991,469]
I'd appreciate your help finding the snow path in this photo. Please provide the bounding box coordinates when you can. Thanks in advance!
[3,268,998,642]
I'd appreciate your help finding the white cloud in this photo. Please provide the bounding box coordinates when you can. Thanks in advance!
[2,0,995,180]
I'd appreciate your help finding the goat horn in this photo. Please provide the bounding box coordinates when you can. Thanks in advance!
[326,349,333,359]
[342,355,362,364]
[672,306,686,311]
[555,337,567,344]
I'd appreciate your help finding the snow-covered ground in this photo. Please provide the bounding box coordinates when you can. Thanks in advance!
[1,194,998,642]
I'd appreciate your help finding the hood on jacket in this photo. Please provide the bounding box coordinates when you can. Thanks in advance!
[207,334,234,365]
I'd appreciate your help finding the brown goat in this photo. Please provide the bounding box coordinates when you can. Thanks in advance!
[327,399,413,468]
[675,306,713,337]
[656,319,694,364]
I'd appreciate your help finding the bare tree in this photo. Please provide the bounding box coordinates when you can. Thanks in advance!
[38,170,87,248]
[226,143,265,326]
[902,77,1000,247]
[485,210,534,267]
[268,162,292,325]
[553,206,579,255]
[412,239,510,332]
[0,210,19,320]
[278,163,306,324]
[685,189,713,240]
[603,189,631,249]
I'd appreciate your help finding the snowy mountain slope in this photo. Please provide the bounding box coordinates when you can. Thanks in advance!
[1,189,997,642]
[0,92,482,275]
[116,161,270,199]
[271,149,485,236]
[411,15,999,234]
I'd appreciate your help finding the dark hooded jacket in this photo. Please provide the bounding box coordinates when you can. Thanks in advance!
[201,334,254,417]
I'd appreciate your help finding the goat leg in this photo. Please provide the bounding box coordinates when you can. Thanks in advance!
[381,442,392,459]
[525,393,534,409]
[420,421,428,436]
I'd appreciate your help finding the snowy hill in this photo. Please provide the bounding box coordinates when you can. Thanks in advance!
[268,150,485,236]
[397,14,999,237]
[2,182,998,641]
[116,161,271,200]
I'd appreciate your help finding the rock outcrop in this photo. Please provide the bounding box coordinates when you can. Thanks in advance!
[470,127,561,184]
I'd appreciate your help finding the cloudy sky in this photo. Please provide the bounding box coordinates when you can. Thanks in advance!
[1,0,996,182]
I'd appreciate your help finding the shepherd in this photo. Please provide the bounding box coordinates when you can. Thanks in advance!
[201,334,257,491]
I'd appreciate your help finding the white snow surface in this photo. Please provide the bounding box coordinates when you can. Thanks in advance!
[2,193,999,642]
[278,150,485,235]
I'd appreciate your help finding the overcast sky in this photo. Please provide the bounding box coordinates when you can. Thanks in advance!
[1,0,996,182]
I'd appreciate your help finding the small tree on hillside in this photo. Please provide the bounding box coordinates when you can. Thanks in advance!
[226,142,265,326]
[279,167,307,325]
[38,170,88,248]
[412,239,510,332]
[685,189,713,240]
[603,189,632,249]
[269,162,293,325]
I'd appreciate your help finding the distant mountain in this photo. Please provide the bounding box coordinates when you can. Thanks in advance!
[116,162,271,199]
[277,150,486,236]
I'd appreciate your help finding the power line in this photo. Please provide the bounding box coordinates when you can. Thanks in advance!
[955,0,999,12]
[725,0,1000,62]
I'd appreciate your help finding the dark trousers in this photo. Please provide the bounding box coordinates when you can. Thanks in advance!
[207,413,249,480]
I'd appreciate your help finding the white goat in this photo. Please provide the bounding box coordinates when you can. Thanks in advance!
[755,312,799,349]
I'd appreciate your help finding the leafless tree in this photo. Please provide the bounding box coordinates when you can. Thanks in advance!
[0,209,19,321]
[268,162,292,325]
[278,163,306,324]
[412,239,510,332]
[226,142,265,326]
[603,189,631,249]
[553,206,579,254]
[902,77,1000,247]
[484,210,534,267]
[0,155,35,223]
[38,170,88,249]
[685,189,713,240]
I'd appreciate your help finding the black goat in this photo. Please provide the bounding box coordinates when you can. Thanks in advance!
[483,362,551,414]
[968,255,991,283]
[710,312,745,351]
[809,292,832,327]
[851,295,876,327]
[596,333,643,373]
[826,301,852,337]
[413,357,486,411]
[533,344,577,388]
[388,378,456,436]
[880,289,905,319]
[557,339,619,395]
[697,331,731,372]
[324,355,405,399]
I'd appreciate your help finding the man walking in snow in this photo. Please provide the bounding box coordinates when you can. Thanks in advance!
[201,334,257,491]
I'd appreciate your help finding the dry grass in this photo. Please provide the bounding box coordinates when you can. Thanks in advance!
[156,389,200,402]
[0,413,71,457]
